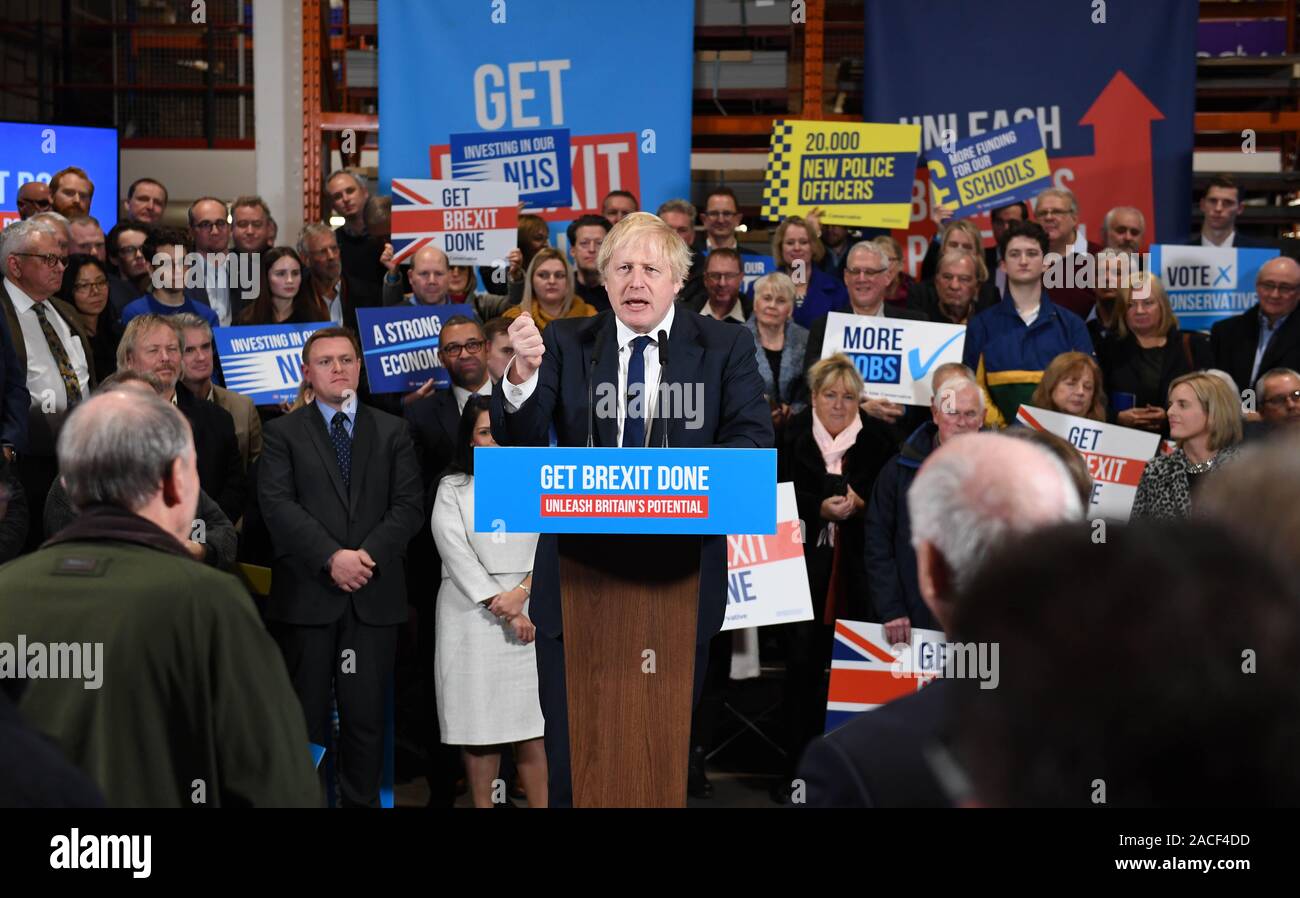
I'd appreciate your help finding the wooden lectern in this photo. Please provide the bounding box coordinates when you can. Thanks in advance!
[559,533,701,808]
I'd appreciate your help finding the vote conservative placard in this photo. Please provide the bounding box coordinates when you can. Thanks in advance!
[820,312,966,406]
[450,127,572,208]
[355,303,475,393]
[1149,244,1280,332]
[390,178,519,266]
[1015,405,1161,521]
[214,322,331,406]
[924,120,1052,220]
[761,119,921,229]
[721,482,813,631]
[473,447,777,536]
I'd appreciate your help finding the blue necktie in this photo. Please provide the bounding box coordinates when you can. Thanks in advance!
[330,411,352,490]
[622,335,652,448]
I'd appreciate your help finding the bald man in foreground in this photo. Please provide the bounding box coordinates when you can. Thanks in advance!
[797,432,1084,807]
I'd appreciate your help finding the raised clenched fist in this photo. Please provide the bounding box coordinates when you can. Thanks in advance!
[507,311,544,384]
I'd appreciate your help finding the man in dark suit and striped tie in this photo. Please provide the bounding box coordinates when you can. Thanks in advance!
[1,219,95,551]
[258,326,424,807]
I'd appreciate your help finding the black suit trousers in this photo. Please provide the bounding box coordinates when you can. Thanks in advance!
[270,605,397,808]
[537,631,711,808]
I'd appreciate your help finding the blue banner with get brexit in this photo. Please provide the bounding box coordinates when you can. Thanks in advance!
[379,1,694,240]
[355,303,475,393]
[473,447,777,536]
[864,0,1196,245]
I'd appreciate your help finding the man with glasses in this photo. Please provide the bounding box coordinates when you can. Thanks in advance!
[1032,186,1100,318]
[258,326,424,808]
[567,214,612,313]
[188,196,236,326]
[1210,256,1300,392]
[681,248,751,322]
[16,180,51,220]
[105,222,153,315]
[1256,367,1300,430]
[0,219,94,550]
[963,220,1094,428]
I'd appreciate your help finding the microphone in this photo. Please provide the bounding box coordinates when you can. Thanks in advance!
[656,329,670,448]
[586,324,610,447]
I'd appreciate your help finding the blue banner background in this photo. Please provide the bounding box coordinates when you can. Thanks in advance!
[214,322,330,406]
[356,303,475,393]
[0,121,119,224]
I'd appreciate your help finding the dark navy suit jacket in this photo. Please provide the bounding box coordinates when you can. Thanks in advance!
[489,308,774,643]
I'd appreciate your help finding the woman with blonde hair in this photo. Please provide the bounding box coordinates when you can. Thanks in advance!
[1097,273,1210,433]
[771,215,848,328]
[1028,351,1108,421]
[501,247,598,331]
[1131,372,1242,520]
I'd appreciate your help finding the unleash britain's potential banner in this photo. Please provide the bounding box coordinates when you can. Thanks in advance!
[379,1,694,249]
[864,0,1197,272]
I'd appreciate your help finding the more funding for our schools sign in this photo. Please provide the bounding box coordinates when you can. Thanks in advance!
[721,482,814,631]
[450,127,572,208]
[214,323,331,406]
[472,447,778,536]
[820,312,966,406]
[390,178,519,267]
[924,120,1052,221]
[761,119,921,229]
[1015,405,1161,522]
[355,304,475,393]
[1150,244,1281,332]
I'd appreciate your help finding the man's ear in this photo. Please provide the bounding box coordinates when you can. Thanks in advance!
[160,457,184,508]
[916,539,955,630]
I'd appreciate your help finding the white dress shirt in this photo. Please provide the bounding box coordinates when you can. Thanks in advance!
[7,282,91,412]
[701,300,745,323]
[1200,231,1236,248]
[502,304,677,447]
[452,378,493,413]
[197,253,232,326]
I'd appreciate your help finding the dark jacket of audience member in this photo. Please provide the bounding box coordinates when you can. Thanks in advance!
[0,463,27,563]
[0,686,105,807]
[864,421,944,631]
[1210,302,1300,392]
[175,382,247,523]
[1097,327,1207,426]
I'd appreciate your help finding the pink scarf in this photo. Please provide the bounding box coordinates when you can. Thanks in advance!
[812,410,862,474]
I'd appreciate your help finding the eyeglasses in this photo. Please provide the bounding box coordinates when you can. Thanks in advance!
[1263,389,1300,408]
[13,252,68,269]
[74,277,109,292]
[19,197,51,210]
[1258,281,1299,296]
[193,219,229,232]
[846,266,889,278]
[441,339,485,358]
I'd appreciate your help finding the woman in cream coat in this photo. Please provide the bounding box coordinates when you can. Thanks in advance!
[431,395,547,807]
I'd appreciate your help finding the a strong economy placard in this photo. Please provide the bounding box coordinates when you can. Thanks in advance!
[473,447,777,536]
[761,119,921,229]
[820,312,966,406]
[1016,405,1161,521]
[355,303,475,393]
[721,482,813,631]
[390,178,519,266]
[214,323,331,406]
[925,120,1052,220]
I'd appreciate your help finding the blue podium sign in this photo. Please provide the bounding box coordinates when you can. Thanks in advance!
[473,447,777,536]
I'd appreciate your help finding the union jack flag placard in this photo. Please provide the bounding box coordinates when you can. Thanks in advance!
[825,619,947,733]
[390,178,519,267]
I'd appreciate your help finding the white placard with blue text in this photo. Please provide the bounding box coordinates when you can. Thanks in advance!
[214,323,331,406]
[473,447,777,535]
[451,127,572,208]
[820,312,966,406]
[356,304,475,393]
[721,482,813,631]
[1150,244,1280,332]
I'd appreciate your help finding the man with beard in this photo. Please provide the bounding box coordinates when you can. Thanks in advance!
[49,167,93,219]
[118,314,246,522]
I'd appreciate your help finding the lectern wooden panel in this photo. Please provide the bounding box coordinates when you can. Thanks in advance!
[559,533,701,808]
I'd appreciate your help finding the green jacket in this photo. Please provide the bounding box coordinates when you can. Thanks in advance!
[0,505,319,807]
